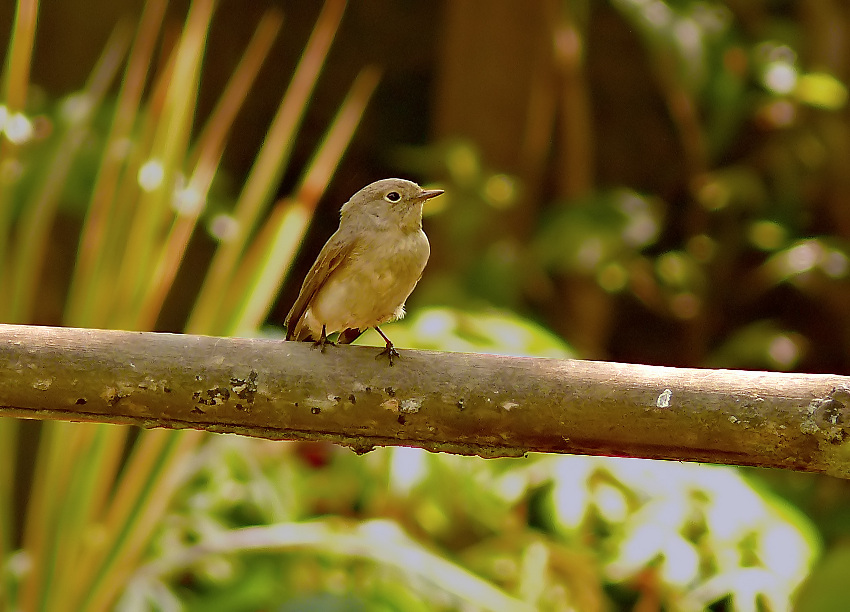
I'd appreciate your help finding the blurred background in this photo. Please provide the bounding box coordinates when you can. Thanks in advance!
[1,0,849,610]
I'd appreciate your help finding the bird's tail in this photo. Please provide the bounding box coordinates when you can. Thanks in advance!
[285,321,313,342]
[337,328,363,344]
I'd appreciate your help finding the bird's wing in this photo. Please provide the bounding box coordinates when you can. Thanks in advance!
[285,231,358,340]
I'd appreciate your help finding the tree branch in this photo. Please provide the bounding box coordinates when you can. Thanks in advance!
[1,324,849,477]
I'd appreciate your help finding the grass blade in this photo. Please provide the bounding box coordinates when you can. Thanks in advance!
[0,0,38,110]
[46,424,129,612]
[94,48,176,327]
[0,419,18,607]
[17,422,74,612]
[135,8,283,330]
[226,65,381,335]
[187,0,347,335]
[0,0,39,316]
[64,0,168,327]
[111,0,216,329]
[8,22,130,323]
[75,430,204,612]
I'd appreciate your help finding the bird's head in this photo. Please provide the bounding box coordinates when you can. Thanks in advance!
[340,178,444,232]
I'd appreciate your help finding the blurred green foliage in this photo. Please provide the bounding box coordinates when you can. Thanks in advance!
[124,438,818,611]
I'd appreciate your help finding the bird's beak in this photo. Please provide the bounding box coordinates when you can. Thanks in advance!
[418,188,445,201]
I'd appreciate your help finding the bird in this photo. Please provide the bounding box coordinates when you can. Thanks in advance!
[284,178,444,365]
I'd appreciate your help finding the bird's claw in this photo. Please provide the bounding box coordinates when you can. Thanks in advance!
[311,337,335,353]
[311,326,335,353]
[376,343,400,366]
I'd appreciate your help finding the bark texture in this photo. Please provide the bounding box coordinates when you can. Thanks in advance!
[1,324,849,477]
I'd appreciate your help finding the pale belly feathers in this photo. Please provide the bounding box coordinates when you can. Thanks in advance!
[303,229,429,336]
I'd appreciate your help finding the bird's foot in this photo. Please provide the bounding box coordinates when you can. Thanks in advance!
[376,342,400,366]
[310,325,335,353]
[373,326,399,366]
[311,337,336,353]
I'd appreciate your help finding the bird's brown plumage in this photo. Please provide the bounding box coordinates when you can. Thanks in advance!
[283,178,443,362]
[284,233,358,341]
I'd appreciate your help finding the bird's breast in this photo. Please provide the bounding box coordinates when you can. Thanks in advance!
[307,229,430,332]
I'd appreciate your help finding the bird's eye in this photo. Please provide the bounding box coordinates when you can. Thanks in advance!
[385,191,401,203]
